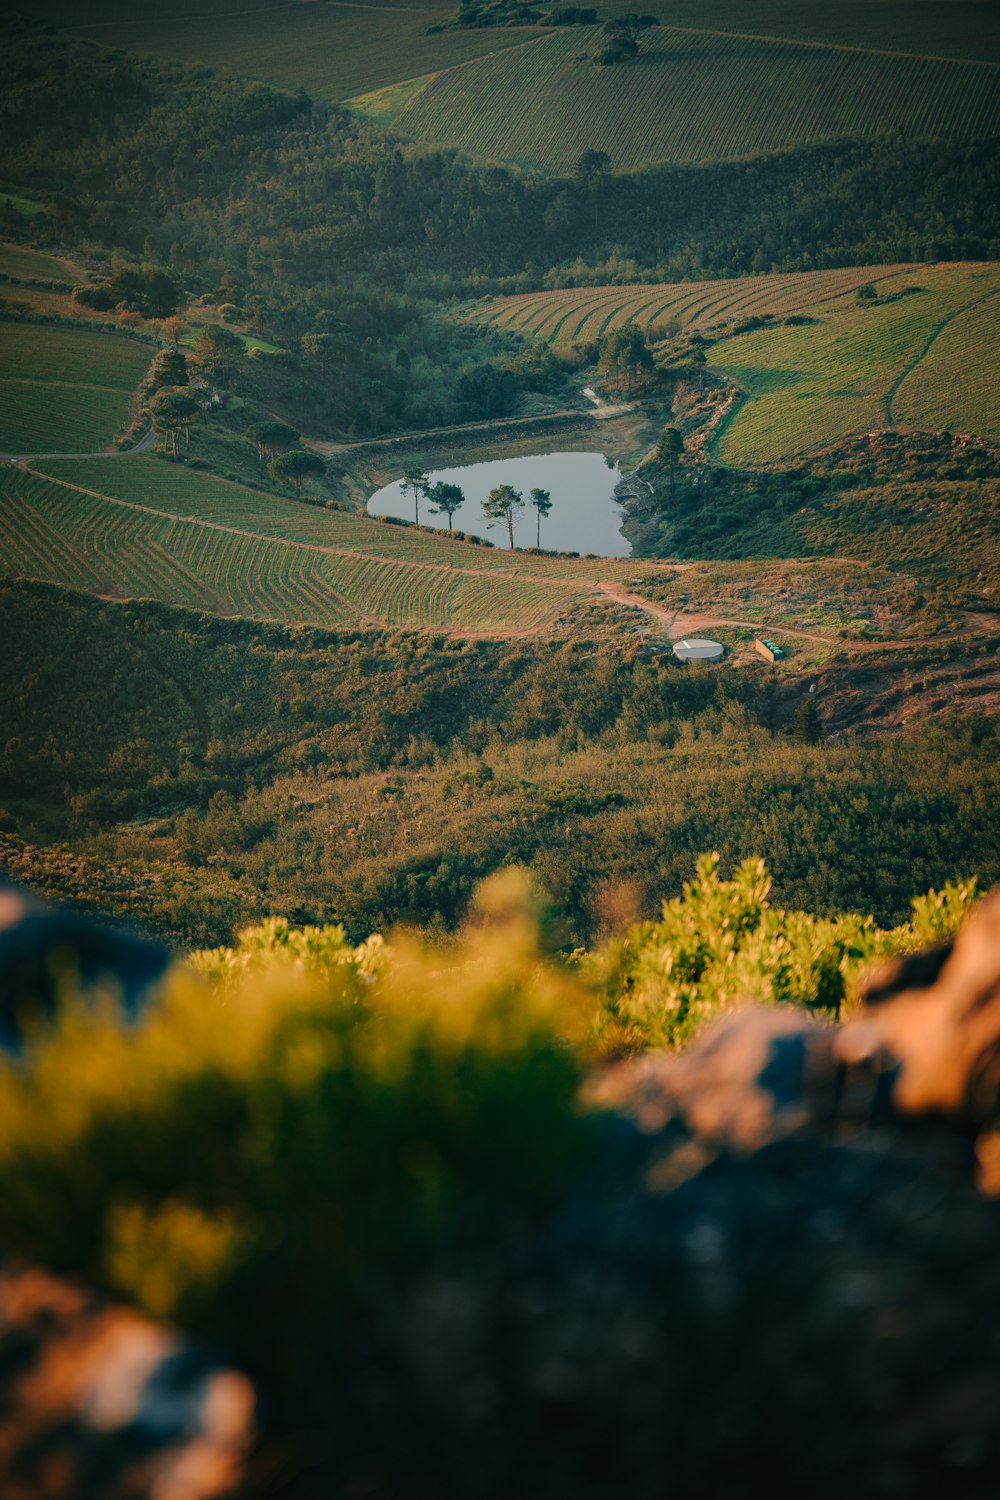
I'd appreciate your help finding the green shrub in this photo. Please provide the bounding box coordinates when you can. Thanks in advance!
[0,871,591,1397]
[590,853,978,1053]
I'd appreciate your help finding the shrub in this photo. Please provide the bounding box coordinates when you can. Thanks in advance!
[0,872,591,1397]
[589,853,977,1053]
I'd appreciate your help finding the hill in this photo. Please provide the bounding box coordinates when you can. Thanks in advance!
[352,24,1000,175]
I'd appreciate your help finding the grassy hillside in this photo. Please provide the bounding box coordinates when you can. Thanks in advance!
[353,25,1000,175]
[707,263,1000,463]
[468,266,912,348]
[2,580,998,952]
[0,243,74,282]
[0,324,149,454]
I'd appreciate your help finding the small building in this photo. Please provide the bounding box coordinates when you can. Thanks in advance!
[754,639,785,663]
[673,637,724,664]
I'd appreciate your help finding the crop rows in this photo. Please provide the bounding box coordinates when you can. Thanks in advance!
[35,458,650,582]
[382,24,1000,175]
[73,4,543,104]
[469,266,910,348]
[0,471,585,634]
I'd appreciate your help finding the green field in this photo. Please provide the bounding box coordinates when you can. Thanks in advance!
[0,324,149,389]
[41,3,544,102]
[0,468,594,633]
[353,24,1000,174]
[608,0,1000,60]
[0,243,74,283]
[0,325,150,454]
[892,291,1000,437]
[468,265,912,349]
[0,386,138,456]
[706,262,1000,463]
[0,192,46,219]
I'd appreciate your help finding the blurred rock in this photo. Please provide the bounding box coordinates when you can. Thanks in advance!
[0,1258,254,1500]
[0,881,168,1050]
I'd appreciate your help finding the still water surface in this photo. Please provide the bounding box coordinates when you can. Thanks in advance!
[366,451,630,557]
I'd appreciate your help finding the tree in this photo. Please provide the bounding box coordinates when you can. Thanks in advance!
[160,315,187,346]
[244,420,300,477]
[402,466,429,525]
[594,14,656,64]
[530,487,553,548]
[427,481,465,529]
[149,387,199,459]
[655,426,684,496]
[194,324,244,386]
[301,331,346,381]
[574,149,612,230]
[482,484,524,549]
[793,699,823,745]
[146,347,188,396]
[269,449,325,498]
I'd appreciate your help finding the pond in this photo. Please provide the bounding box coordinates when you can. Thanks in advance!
[366,451,631,557]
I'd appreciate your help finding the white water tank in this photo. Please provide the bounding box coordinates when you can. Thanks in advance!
[672,637,724,663]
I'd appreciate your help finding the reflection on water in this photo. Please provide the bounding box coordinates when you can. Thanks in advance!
[366,451,630,558]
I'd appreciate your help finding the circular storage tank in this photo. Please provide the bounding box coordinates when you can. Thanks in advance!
[672,637,724,663]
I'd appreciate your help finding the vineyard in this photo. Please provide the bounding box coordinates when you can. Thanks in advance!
[707,262,1000,463]
[351,23,1000,175]
[0,324,149,455]
[0,469,592,635]
[33,458,649,582]
[467,266,911,349]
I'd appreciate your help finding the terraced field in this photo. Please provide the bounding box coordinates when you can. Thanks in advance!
[707,263,1000,463]
[468,266,912,349]
[352,24,1000,175]
[0,324,150,454]
[0,468,592,634]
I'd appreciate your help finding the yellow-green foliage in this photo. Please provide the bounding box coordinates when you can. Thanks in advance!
[592,853,978,1052]
[0,871,590,1391]
[0,860,980,1391]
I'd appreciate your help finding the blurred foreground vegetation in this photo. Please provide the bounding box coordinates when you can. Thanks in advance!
[0,856,978,1400]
